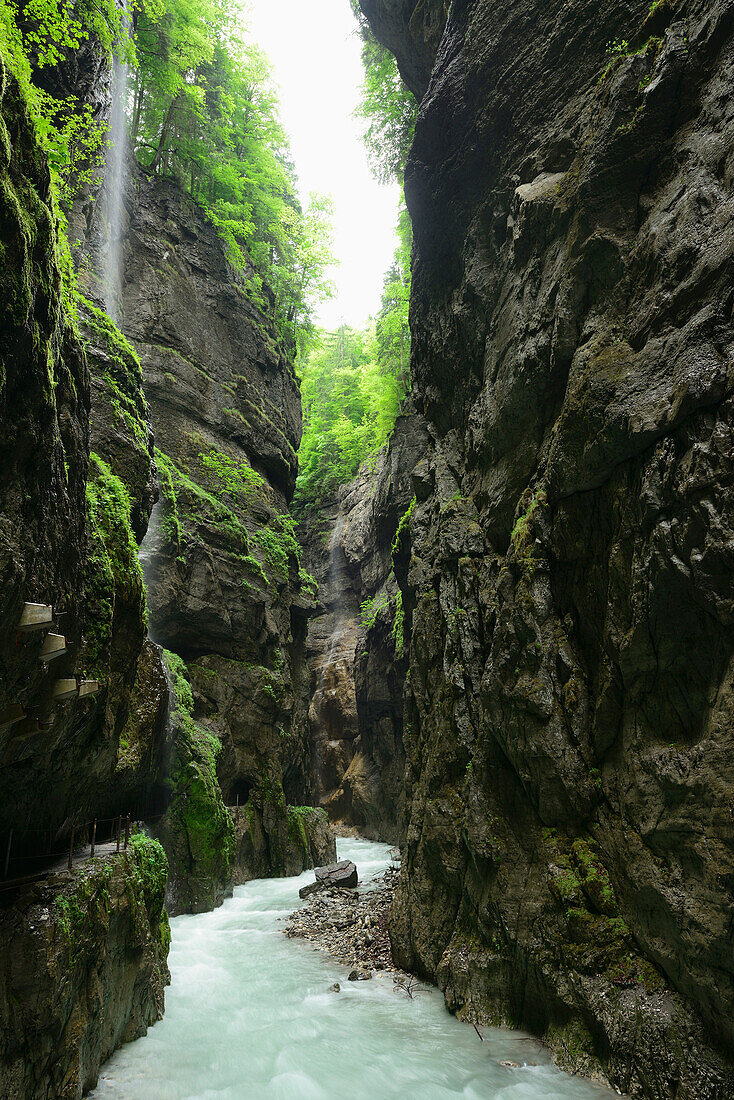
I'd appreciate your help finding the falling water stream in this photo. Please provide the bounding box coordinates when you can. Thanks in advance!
[90,838,615,1100]
[102,44,129,321]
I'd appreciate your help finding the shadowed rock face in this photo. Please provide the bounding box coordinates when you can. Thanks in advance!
[300,406,429,842]
[231,804,336,887]
[0,838,170,1100]
[0,66,129,858]
[299,502,362,808]
[358,0,450,98]
[361,0,734,1094]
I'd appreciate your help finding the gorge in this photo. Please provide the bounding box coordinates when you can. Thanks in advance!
[1,0,734,1097]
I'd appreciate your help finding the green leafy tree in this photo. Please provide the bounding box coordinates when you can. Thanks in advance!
[349,0,417,184]
[130,0,334,349]
[294,228,413,514]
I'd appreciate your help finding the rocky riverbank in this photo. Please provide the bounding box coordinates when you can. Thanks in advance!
[284,862,399,977]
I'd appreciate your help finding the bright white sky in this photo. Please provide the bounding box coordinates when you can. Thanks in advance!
[246,0,401,330]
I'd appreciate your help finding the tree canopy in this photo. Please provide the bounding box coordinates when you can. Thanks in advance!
[350,0,417,185]
[0,0,334,348]
[294,210,411,513]
[292,3,417,512]
[130,0,334,350]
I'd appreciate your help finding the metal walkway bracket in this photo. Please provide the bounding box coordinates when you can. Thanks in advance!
[52,679,79,703]
[78,680,100,699]
[18,603,55,633]
[0,705,26,732]
[40,634,67,663]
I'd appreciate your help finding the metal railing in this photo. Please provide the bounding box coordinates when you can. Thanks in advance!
[0,813,133,894]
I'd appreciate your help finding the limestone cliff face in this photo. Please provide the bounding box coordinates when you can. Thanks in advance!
[109,171,320,908]
[0,60,145,865]
[361,0,734,1095]
[299,496,362,810]
[300,406,428,841]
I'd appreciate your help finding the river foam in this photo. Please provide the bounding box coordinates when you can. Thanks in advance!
[90,837,615,1099]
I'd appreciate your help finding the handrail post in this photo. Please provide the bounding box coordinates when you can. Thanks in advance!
[68,826,75,872]
[90,819,96,858]
[116,815,121,853]
[124,814,130,850]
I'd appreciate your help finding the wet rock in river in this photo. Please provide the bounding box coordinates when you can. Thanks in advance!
[348,967,372,982]
[299,859,358,898]
[316,859,358,887]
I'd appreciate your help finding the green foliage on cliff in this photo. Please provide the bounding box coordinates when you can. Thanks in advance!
[392,495,416,557]
[128,832,170,954]
[349,0,417,184]
[287,805,327,862]
[163,648,236,892]
[249,513,300,582]
[81,296,149,448]
[130,0,333,349]
[54,859,114,961]
[85,452,146,669]
[0,0,126,311]
[294,211,411,510]
[198,449,264,501]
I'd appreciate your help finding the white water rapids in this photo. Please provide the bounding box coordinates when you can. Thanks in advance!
[91,838,615,1099]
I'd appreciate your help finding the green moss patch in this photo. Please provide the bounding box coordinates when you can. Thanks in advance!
[85,452,146,670]
[163,650,236,895]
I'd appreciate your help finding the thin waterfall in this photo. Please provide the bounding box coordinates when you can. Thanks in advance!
[137,498,162,646]
[102,43,129,321]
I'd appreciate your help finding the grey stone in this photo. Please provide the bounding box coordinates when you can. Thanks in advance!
[347,967,372,982]
[315,860,358,887]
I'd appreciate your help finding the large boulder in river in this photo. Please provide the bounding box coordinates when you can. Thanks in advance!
[299,859,358,898]
[316,860,358,887]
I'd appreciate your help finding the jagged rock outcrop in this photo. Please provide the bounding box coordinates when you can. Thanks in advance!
[358,0,449,99]
[0,835,169,1100]
[360,0,734,1095]
[333,407,428,841]
[298,498,362,806]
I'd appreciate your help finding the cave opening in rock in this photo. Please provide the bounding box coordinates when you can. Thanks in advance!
[229,779,253,808]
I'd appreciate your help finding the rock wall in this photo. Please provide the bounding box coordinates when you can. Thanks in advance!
[298,497,362,808]
[0,61,89,854]
[0,55,155,871]
[105,170,323,909]
[230,803,335,885]
[360,0,734,1095]
[0,835,169,1100]
[0,52,172,1098]
[300,406,428,841]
